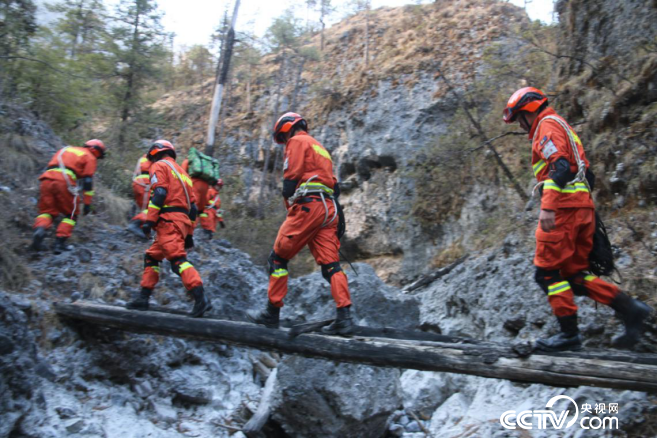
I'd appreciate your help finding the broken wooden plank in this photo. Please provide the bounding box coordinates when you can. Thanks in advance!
[242,368,278,438]
[55,302,657,393]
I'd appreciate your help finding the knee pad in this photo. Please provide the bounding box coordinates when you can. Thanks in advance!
[267,250,289,275]
[534,268,562,295]
[170,256,188,276]
[144,254,160,269]
[566,273,589,297]
[321,262,342,284]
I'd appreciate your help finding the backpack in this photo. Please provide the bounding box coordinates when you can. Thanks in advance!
[187,147,220,185]
[589,211,616,277]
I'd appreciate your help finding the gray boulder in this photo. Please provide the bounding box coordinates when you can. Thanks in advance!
[0,292,44,438]
[271,356,402,438]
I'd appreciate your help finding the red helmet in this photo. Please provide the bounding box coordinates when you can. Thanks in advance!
[215,178,224,189]
[84,139,107,159]
[147,140,176,161]
[273,112,307,144]
[503,87,548,124]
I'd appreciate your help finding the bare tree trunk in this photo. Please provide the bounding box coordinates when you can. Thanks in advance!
[436,68,528,202]
[205,0,240,157]
[118,2,142,149]
[364,4,370,67]
[256,55,287,218]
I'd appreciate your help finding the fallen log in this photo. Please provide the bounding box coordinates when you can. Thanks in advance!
[55,302,657,393]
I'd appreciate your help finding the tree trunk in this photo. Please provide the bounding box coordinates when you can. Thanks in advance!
[55,302,657,393]
[436,69,528,202]
[256,55,286,219]
[364,5,369,67]
[205,0,240,157]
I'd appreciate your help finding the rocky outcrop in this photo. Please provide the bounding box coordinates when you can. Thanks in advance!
[271,356,401,438]
[0,292,47,438]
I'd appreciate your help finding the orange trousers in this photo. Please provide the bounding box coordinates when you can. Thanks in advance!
[268,198,351,308]
[534,208,619,317]
[34,178,80,238]
[141,216,202,291]
[131,181,150,222]
[199,208,224,232]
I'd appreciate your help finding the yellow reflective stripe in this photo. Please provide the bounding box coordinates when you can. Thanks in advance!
[271,269,288,278]
[312,144,332,161]
[199,213,208,218]
[548,281,571,296]
[148,266,160,273]
[584,275,597,282]
[139,157,148,164]
[179,262,193,273]
[67,147,87,157]
[84,190,94,196]
[46,168,77,181]
[299,181,334,195]
[148,202,161,210]
[170,170,193,187]
[134,175,150,180]
[62,218,76,226]
[543,180,562,192]
[142,209,149,214]
[37,213,52,219]
[533,159,547,177]
[561,182,590,194]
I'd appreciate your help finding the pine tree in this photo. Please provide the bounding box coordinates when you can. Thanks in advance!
[107,0,171,149]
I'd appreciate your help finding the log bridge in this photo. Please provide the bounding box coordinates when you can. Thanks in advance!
[55,302,657,393]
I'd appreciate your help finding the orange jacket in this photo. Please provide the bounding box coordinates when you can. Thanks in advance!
[206,188,221,210]
[146,156,197,224]
[283,131,337,198]
[529,108,594,211]
[133,154,151,185]
[40,146,97,205]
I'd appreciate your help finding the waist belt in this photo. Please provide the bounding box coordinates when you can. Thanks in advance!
[296,196,327,204]
[160,206,189,215]
[46,165,78,180]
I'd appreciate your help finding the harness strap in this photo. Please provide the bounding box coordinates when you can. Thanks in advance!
[159,159,191,211]
[531,115,589,197]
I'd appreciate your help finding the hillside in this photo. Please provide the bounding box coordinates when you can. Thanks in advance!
[1,0,656,436]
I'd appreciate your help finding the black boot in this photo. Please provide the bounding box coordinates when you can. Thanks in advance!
[535,314,582,352]
[53,237,72,254]
[202,229,214,241]
[126,287,152,311]
[127,220,146,238]
[30,227,47,251]
[247,301,280,328]
[610,293,653,349]
[322,306,354,336]
[189,286,212,318]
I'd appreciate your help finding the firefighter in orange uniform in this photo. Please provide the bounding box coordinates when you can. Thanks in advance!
[503,87,652,351]
[182,158,209,229]
[31,139,107,254]
[127,153,152,237]
[248,113,353,335]
[199,179,225,240]
[126,140,212,318]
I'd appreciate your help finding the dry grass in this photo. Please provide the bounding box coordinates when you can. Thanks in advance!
[96,185,133,225]
[0,230,31,290]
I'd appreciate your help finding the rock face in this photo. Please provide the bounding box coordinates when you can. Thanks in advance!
[271,356,402,438]
[0,292,45,437]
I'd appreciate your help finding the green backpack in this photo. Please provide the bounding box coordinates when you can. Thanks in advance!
[187,147,220,185]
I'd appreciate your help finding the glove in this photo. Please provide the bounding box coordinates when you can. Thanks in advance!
[184,235,194,249]
[219,221,226,229]
[142,221,155,238]
[83,204,92,215]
